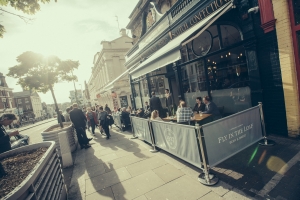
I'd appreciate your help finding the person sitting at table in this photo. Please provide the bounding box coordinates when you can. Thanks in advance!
[193,97,206,113]
[176,101,194,125]
[201,96,221,120]
[150,110,162,121]
[136,109,144,118]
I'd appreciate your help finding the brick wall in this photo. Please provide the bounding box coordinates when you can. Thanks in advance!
[272,0,300,137]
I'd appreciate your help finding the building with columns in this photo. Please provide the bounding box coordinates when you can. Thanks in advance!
[88,29,133,109]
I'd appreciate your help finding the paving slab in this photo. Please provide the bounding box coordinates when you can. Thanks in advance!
[86,187,115,200]
[85,167,132,195]
[126,156,167,177]
[145,175,211,200]
[133,195,148,200]
[85,163,106,180]
[103,154,147,172]
[199,191,225,200]
[111,171,165,200]
[152,163,185,183]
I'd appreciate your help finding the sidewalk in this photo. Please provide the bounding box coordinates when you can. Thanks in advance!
[68,126,275,200]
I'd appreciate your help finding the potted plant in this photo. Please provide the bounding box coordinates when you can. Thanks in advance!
[0,141,67,200]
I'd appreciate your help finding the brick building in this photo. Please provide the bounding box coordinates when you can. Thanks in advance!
[14,91,43,119]
[0,73,15,114]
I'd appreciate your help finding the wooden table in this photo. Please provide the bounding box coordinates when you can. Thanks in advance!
[162,114,212,125]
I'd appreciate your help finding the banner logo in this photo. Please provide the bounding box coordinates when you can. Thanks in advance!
[164,128,177,149]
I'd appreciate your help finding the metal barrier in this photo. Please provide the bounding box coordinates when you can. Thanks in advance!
[112,114,122,131]
[131,103,273,186]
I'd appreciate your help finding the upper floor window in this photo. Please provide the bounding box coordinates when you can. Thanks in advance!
[292,0,300,25]
[25,98,29,103]
[18,99,22,104]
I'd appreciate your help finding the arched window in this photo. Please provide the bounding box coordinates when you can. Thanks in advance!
[191,24,242,57]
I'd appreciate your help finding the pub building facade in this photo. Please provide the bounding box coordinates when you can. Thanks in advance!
[113,0,300,137]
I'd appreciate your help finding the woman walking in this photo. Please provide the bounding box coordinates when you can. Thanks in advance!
[86,107,98,135]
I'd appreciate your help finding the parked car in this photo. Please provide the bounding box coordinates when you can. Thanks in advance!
[10,134,30,149]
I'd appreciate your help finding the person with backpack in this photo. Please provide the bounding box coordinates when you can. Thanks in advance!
[98,106,111,139]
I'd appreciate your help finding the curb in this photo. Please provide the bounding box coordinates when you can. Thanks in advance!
[19,119,57,132]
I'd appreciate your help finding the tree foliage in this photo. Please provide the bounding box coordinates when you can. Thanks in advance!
[0,0,51,38]
[7,51,78,128]
[7,51,79,93]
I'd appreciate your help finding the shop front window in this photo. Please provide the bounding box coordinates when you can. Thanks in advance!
[182,59,208,107]
[133,82,142,109]
[140,77,150,106]
[292,0,300,25]
[149,75,168,107]
[207,46,251,115]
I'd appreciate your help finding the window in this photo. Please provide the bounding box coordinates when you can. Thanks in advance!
[18,99,22,104]
[292,0,300,25]
[26,105,31,110]
[25,98,29,103]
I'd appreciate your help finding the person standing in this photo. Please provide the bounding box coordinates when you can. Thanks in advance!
[193,97,206,113]
[121,107,131,130]
[69,103,92,149]
[57,110,65,124]
[201,96,221,120]
[86,107,98,135]
[105,104,112,114]
[64,108,71,122]
[0,114,20,154]
[149,92,163,112]
[98,106,111,139]
[165,89,173,116]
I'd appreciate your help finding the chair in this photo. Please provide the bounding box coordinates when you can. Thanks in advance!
[218,106,225,118]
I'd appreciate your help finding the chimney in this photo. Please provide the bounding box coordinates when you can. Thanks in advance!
[120,28,127,36]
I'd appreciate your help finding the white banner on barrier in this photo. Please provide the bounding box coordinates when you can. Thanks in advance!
[131,117,152,144]
[151,121,202,168]
[202,106,263,167]
[113,114,122,129]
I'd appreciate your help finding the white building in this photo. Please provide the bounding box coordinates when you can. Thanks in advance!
[88,29,133,109]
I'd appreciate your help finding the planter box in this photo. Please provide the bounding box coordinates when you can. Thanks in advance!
[41,122,77,156]
[0,141,67,200]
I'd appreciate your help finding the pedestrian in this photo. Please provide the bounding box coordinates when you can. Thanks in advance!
[121,107,131,131]
[98,106,111,139]
[105,104,112,114]
[165,89,173,116]
[64,108,71,122]
[57,110,65,123]
[0,114,20,154]
[86,107,98,135]
[150,91,163,113]
[69,103,92,149]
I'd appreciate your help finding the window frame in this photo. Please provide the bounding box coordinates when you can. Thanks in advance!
[288,0,300,97]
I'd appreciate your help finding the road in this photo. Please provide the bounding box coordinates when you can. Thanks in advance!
[18,119,58,144]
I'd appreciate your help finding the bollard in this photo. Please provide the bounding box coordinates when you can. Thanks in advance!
[58,131,73,168]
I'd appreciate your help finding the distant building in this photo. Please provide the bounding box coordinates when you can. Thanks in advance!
[88,29,133,108]
[13,90,43,119]
[0,73,16,114]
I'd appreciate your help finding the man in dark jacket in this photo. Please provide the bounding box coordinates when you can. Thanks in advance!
[165,89,173,116]
[149,92,163,112]
[98,106,111,139]
[121,107,131,131]
[202,96,221,120]
[69,103,92,149]
[0,114,19,154]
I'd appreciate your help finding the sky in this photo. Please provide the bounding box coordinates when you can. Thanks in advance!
[0,0,139,104]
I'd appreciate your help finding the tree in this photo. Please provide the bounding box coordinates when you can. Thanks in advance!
[0,0,53,38]
[7,51,79,128]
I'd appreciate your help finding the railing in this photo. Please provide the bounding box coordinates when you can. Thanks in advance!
[170,0,194,18]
